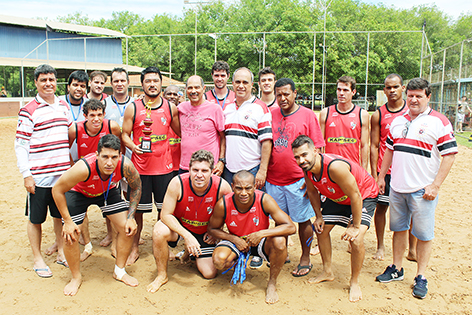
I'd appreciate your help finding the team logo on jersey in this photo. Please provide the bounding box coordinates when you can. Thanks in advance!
[350,121,357,130]
[230,221,237,227]
[80,143,88,148]
[253,216,259,226]
[385,123,391,130]
[17,119,23,127]
[320,195,327,202]
[327,186,336,194]
[185,206,191,212]
[250,207,256,213]
[329,122,336,127]
[161,117,167,125]
[207,206,213,214]
[188,196,194,202]
[321,178,327,184]
[205,197,213,203]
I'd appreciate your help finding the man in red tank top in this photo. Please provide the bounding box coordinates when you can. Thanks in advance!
[292,135,378,303]
[208,171,296,304]
[370,74,416,262]
[67,98,122,261]
[147,150,232,293]
[52,134,142,296]
[319,76,370,170]
[122,66,181,266]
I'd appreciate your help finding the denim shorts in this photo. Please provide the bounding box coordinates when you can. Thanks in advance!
[389,188,438,241]
[266,178,315,223]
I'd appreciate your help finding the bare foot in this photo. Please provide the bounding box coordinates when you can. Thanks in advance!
[168,248,176,261]
[310,245,320,256]
[113,272,139,287]
[45,242,58,256]
[406,251,417,262]
[308,271,335,284]
[99,235,112,247]
[64,278,82,296]
[80,249,92,262]
[265,281,279,304]
[373,247,385,260]
[126,249,139,266]
[349,282,362,302]
[147,276,168,293]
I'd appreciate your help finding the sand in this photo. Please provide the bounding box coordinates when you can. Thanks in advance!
[0,117,471,314]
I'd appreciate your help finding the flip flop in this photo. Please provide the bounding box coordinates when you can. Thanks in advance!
[33,266,53,278]
[292,264,312,277]
[56,260,69,268]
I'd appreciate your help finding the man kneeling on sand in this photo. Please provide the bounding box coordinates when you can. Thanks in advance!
[52,134,142,296]
[147,150,232,293]
[208,170,296,304]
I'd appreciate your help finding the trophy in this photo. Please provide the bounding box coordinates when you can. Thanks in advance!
[140,100,153,153]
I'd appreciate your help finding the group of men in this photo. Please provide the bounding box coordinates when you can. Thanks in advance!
[15,60,457,303]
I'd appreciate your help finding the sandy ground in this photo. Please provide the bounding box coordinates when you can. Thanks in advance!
[0,117,471,314]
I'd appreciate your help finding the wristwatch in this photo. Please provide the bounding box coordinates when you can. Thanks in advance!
[218,158,226,164]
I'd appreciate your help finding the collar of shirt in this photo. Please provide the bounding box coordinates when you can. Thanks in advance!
[36,94,61,109]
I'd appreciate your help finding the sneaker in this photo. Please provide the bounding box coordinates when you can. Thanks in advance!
[249,256,263,269]
[412,275,428,299]
[376,264,404,283]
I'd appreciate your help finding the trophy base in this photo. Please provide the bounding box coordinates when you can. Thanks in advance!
[140,140,152,153]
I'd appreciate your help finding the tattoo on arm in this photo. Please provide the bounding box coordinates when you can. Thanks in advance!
[123,158,142,219]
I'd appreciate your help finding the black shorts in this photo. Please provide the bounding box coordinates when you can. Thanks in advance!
[131,173,174,213]
[25,187,61,224]
[168,230,215,259]
[216,238,269,262]
[322,197,378,228]
[377,174,391,206]
[66,188,128,225]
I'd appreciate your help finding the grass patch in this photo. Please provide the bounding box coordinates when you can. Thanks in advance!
[455,131,472,148]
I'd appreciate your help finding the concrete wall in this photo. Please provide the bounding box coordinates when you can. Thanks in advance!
[0,97,33,117]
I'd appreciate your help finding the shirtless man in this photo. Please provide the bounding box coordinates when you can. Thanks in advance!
[147,150,232,292]
[208,170,296,304]
[52,134,141,296]
[292,135,379,302]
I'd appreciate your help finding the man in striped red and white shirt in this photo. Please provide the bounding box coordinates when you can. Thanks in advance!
[15,64,72,278]
[376,78,457,299]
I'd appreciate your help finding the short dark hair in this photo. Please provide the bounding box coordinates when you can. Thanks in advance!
[111,67,129,82]
[337,76,356,91]
[189,150,214,170]
[291,135,315,150]
[233,170,255,184]
[275,78,296,91]
[89,70,107,82]
[34,64,57,81]
[211,61,230,75]
[258,67,276,82]
[68,70,89,86]
[141,66,162,84]
[97,134,121,153]
[83,99,106,115]
[385,73,403,86]
[406,78,431,97]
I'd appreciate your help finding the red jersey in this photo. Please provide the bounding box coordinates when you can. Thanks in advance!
[324,105,364,165]
[168,129,181,172]
[205,89,236,110]
[76,119,112,159]
[131,98,173,175]
[377,102,407,174]
[173,173,222,234]
[308,154,378,205]
[223,190,269,237]
[71,153,124,197]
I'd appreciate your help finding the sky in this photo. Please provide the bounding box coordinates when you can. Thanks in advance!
[0,0,470,23]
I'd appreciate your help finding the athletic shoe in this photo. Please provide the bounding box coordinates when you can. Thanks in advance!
[376,264,404,283]
[412,275,428,299]
[249,256,263,269]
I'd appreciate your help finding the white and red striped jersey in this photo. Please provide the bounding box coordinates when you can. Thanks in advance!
[15,95,72,187]
[224,96,272,172]
[386,107,457,193]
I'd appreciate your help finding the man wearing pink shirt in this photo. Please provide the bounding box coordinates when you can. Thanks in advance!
[179,75,226,175]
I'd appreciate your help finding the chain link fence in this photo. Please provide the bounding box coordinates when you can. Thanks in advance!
[421,38,472,130]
